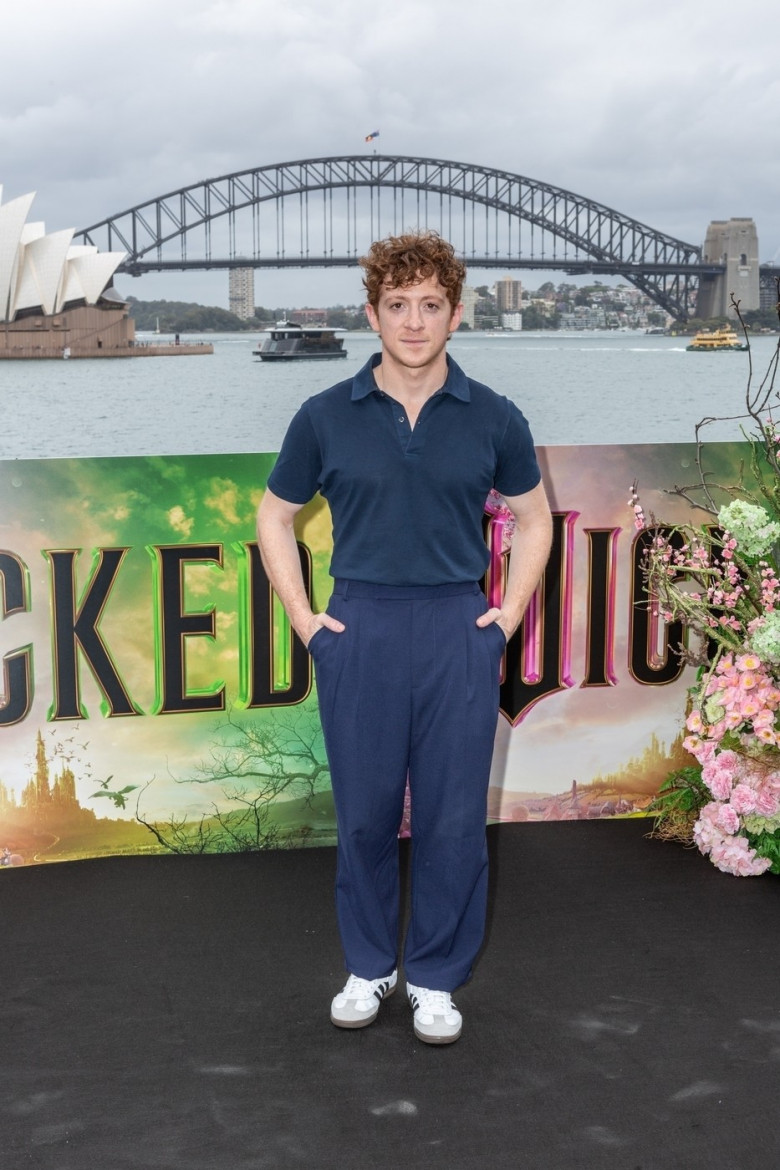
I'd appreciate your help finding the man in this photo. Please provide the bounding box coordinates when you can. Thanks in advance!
[256,231,552,1045]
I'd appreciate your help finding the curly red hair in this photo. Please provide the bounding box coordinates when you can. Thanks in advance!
[360,231,465,310]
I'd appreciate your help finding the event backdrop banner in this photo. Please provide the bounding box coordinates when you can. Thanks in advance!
[0,443,730,865]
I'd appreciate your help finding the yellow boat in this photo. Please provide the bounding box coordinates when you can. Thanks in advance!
[686,326,748,352]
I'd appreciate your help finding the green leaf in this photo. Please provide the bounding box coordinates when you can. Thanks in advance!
[648,764,708,824]
[745,828,780,875]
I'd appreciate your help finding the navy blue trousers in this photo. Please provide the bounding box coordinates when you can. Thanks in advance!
[308,579,505,992]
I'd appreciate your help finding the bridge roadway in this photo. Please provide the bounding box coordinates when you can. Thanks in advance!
[120,256,728,278]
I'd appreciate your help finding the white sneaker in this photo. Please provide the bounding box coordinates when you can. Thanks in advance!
[407,982,462,1044]
[330,971,397,1029]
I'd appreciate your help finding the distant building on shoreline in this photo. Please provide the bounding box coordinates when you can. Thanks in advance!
[229,266,256,320]
[289,308,328,325]
[460,286,479,329]
[495,276,523,315]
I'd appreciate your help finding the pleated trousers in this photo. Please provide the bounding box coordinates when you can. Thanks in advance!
[308,578,505,992]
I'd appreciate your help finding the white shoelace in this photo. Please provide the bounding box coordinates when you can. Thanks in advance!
[343,974,378,998]
[411,987,454,1016]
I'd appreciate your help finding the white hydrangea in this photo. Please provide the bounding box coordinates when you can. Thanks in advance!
[718,499,780,558]
[749,611,780,663]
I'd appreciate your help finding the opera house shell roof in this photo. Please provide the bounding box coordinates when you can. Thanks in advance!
[0,186,125,323]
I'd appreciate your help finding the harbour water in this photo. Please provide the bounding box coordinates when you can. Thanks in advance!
[2,329,778,461]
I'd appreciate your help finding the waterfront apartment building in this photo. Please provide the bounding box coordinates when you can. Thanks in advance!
[495,276,523,314]
[460,285,479,330]
[229,267,255,320]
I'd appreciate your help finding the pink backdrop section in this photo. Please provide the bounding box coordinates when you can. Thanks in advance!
[484,442,707,824]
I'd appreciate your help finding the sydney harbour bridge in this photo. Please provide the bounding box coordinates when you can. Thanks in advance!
[74,155,771,321]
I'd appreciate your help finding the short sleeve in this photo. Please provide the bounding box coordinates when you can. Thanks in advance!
[266,403,322,505]
[494,400,542,497]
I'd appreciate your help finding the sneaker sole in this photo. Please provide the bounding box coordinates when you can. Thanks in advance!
[330,983,396,1029]
[413,1022,462,1045]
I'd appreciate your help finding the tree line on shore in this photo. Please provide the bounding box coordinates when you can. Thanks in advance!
[125,297,369,334]
[124,293,779,335]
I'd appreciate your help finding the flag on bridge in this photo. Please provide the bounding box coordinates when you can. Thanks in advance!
[365,130,380,142]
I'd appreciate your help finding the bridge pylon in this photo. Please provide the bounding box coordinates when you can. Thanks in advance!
[696,218,759,320]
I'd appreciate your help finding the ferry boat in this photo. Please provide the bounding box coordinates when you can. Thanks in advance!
[686,326,748,352]
[253,321,347,361]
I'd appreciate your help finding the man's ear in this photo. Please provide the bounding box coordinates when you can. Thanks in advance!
[365,302,380,333]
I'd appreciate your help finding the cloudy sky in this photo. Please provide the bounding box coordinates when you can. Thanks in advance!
[1,0,779,309]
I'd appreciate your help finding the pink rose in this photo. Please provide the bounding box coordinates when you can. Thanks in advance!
[716,804,740,835]
[754,788,780,818]
[730,784,758,815]
[709,773,733,801]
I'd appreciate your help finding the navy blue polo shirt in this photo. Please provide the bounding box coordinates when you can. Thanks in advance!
[267,353,541,586]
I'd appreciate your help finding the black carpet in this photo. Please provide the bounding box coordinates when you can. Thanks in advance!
[1,819,778,1169]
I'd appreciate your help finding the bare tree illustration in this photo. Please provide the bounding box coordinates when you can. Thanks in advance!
[135,708,331,854]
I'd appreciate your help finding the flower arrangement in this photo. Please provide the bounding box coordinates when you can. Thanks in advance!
[638,294,780,876]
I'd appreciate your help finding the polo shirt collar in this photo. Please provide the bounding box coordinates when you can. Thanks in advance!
[351,353,471,402]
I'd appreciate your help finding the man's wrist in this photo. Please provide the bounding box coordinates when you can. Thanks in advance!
[291,609,318,646]
[497,607,523,640]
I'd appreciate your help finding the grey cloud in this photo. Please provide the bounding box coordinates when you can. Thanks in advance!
[3,0,779,305]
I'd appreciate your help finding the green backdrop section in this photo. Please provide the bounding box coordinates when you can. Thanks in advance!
[0,444,726,864]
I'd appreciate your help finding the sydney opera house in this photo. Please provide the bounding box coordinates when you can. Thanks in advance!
[0,187,212,358]
[0,186,136,358]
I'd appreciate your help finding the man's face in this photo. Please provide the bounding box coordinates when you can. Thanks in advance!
[365,275,463,371]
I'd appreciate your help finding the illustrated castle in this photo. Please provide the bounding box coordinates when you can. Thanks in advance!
[0,730,94,826]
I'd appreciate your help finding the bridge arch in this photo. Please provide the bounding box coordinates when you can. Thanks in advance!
[76,155,709,319]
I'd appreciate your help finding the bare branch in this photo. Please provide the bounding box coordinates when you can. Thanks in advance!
[133,709,331,855]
